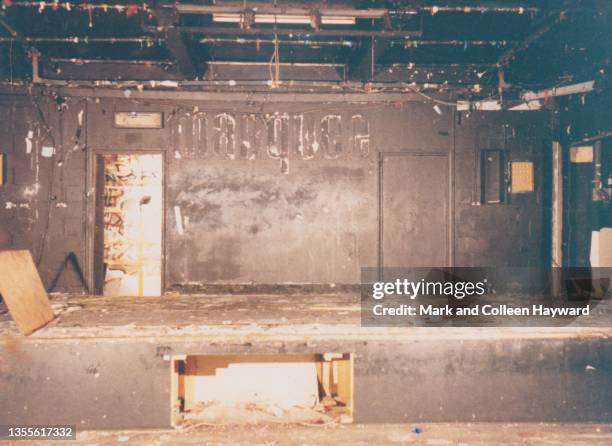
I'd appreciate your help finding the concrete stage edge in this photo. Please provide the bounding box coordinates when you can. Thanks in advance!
[1,294,610,429]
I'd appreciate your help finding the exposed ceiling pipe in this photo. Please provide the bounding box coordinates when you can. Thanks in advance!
[200,37,355,47]
[0,37,161,43]
[522,80,596,101]
[198,37,517,47]
[152,26,422,38]
[48,58,175,66]
[172,2,539,16]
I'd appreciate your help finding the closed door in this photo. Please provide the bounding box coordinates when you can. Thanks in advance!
[380,152,449,268]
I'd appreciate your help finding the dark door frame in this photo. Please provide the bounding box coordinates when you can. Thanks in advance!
[85,149,167,295]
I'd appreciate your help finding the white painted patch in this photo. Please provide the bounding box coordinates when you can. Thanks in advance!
[56,202,68,208]
[22,185,39,198]
[174,206,184,235]
[5,202,17,209]
[77,109,84,126]
[174,150,182,159]
[25,130,34,154]
[160,80,179,88]
[41,146,55,157]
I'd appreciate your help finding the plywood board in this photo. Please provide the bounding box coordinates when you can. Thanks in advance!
[0,250,54,335]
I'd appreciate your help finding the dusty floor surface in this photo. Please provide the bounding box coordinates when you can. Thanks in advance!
[0,294,610,339]
[2,423,611,445]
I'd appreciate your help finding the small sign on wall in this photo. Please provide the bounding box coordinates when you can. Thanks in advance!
[114,111,163,129]
[511,161,534,193]
[570,146,593,163]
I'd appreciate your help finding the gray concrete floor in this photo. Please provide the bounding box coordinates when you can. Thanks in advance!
[3,423,611,445]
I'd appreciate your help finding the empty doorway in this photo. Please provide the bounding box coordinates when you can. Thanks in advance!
[94,153,163,296]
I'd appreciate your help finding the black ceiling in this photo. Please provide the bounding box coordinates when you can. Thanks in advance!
[0,0,610,97]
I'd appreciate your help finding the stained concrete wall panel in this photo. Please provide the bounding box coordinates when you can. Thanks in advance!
[453,111,550,267]
[354,338,611,422]
[166,158,377,284]
[1,97,551,289]
[369,102,453,151]
[1,336,610,427]
[0,341,170,429]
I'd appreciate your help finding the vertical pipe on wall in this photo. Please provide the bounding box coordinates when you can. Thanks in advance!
[551,141,563,296]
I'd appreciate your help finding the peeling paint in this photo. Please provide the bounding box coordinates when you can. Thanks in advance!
[41,146,55,157]
[25,130,34,154]
[174,205,185,235]
[320,115,343,159]
[22,185,40,198]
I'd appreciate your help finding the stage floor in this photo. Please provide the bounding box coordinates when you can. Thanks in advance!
[1,293,610,340]
[10,423,612,446]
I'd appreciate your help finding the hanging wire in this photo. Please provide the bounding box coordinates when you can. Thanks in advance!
[268,24,280,87]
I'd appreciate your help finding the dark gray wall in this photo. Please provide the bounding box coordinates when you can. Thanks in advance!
[1,335,610,427]
[0,94,551,291]
[559,88,612,267]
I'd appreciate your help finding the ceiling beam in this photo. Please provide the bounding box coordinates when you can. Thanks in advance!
[349,37,392,81]
[153,4,198,79]
[0,10,20,38]
[0,9,31,76]
[171,2,539,16]
[497,0,572,69]
[36,86,450,103]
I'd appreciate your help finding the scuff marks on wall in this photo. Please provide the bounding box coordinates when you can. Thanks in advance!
[173,167,325,231]
[168,161,374,284]
[25,130,34,154]
[174,205,185,235]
